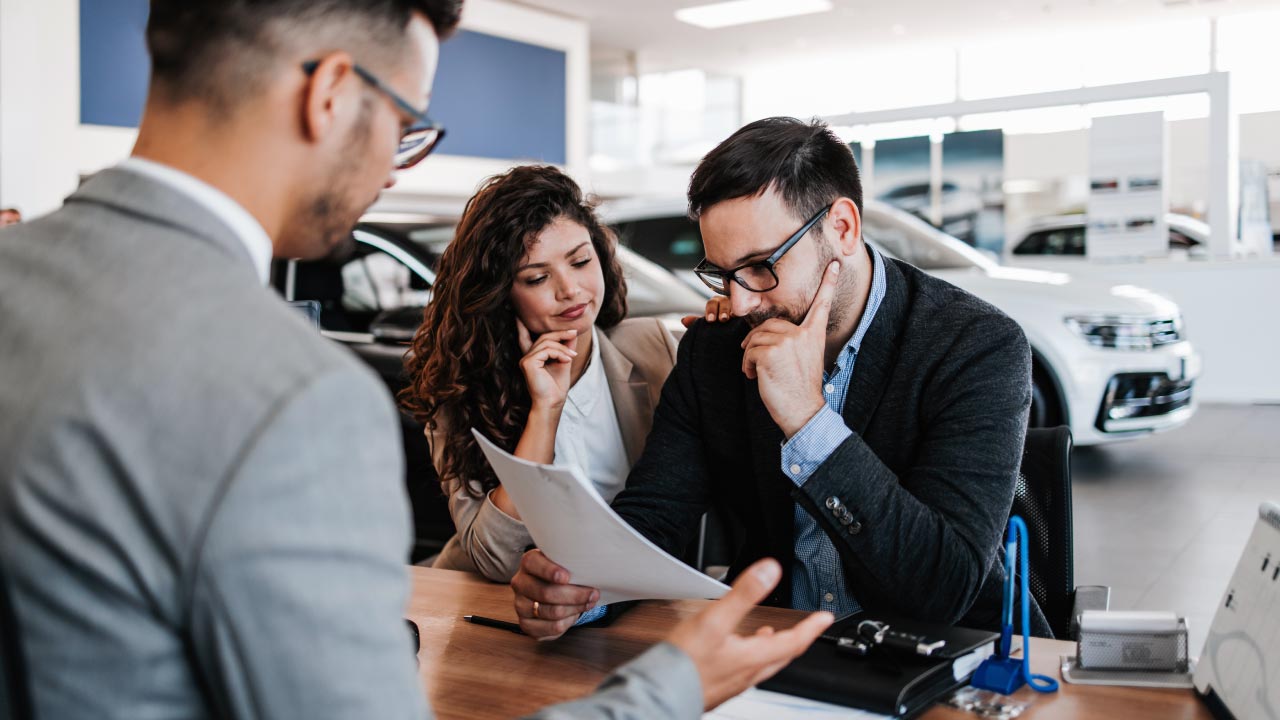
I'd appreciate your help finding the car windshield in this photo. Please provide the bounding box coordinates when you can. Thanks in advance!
[862,204,993,271]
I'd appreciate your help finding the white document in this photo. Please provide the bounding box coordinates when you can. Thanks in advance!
[472,429,729,606]
[705,688,890,720]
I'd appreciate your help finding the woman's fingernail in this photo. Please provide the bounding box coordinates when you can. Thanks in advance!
[720,313,729,321]
[707,312,715,321]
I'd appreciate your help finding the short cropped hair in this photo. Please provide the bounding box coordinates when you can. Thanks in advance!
[146,0,463,110]
[687,116,863,223]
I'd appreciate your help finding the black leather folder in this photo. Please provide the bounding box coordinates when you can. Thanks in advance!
[759,614,999,718]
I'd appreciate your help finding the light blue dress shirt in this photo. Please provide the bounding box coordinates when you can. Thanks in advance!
[781,245,887,616]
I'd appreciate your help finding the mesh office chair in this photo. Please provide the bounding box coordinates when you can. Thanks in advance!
[1014,426,1109,640]
[0,565,32,720]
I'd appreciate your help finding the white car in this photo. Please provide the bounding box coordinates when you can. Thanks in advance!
[1007,212,1209,266]
[606,199,1200,446]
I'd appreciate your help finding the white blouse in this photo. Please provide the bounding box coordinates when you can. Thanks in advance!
[552,326,630,502]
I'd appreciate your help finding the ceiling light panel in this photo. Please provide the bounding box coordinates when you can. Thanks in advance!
[675,0,834,30]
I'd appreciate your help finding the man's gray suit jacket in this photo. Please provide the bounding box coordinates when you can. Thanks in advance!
[0,167,700,720]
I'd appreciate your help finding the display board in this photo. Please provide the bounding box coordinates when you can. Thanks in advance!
[874,135,934,231]
[942,129,1004,252]
[1238,159,1273,257]
[1086,112,1169,261]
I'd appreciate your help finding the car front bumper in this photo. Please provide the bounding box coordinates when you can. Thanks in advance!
[1063,341,1201,445]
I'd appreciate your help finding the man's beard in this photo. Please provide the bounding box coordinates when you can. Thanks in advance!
[287,103,378,262]
[745,242,847,331]
[306,190,363,262]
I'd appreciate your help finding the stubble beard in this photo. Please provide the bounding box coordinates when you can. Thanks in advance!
[292,100,379,262]
[745,241,850,332]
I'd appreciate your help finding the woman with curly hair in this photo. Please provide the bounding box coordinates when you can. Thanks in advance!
[401,165,687,582]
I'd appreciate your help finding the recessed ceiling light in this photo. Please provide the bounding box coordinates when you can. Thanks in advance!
[675,0,834,30]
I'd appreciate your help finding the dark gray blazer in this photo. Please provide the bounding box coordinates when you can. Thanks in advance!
[612,248,1050,636]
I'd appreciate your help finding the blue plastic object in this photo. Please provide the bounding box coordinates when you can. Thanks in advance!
[970,516,1059,695]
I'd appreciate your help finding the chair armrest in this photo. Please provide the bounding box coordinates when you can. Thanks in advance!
[1069,585,1112,639]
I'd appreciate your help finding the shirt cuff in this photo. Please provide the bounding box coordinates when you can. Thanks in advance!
[576,604,609,625]
[781,406,852,486]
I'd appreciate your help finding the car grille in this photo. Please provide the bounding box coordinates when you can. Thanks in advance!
[1149,317,1183,346]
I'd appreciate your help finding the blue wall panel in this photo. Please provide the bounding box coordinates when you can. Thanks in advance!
[430,30,566,164]
[77,4,568,163]
[80,0,150,128]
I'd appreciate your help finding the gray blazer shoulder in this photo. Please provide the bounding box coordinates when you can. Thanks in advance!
[430,317,678,582]
[0,168,424,719]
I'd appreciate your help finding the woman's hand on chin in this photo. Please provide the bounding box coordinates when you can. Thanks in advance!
[517,318,578,411]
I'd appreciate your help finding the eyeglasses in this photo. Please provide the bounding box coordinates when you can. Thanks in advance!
[302,60,446,169]
[693,204,830,296]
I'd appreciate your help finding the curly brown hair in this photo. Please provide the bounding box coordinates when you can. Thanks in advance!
[399,165,628,498]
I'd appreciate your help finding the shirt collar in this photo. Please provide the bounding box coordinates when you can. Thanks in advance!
[831,243,888,375]
[117,157,274,286]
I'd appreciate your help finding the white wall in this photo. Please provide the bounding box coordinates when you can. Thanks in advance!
[0,0,589,219]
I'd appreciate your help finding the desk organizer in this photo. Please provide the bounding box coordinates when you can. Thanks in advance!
[1060,611,1195,689]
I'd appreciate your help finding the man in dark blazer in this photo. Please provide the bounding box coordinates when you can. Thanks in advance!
[511,117,1049,638]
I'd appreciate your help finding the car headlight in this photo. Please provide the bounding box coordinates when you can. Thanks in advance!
[1064,315,1183,351]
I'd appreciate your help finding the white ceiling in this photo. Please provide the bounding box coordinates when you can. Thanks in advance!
[509,0,1280,73]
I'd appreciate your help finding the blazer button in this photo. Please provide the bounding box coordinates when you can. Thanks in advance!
[825,497,841,510]
[838,515,853,526]
[848,521,863,535]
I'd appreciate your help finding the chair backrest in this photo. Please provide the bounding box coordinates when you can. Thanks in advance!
[1011,425,1075,640]
[0,563,33,720]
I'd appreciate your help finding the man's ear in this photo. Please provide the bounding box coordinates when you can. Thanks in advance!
[829,196,862,257]
[300,52,359,144]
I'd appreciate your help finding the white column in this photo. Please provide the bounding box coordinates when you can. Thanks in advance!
[0,0,82,218]
[860,140,875,202]
[1207,71,1239,257]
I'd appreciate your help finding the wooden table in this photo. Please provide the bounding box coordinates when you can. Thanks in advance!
[408,566,1210,719]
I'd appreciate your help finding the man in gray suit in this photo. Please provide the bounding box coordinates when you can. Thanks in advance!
[0,1,831,718]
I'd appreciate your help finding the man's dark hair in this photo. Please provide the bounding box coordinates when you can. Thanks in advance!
[146,0,463,110]
[687,116,862,223]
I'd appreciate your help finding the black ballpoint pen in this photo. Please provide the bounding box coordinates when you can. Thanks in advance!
[464,614,525,635]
